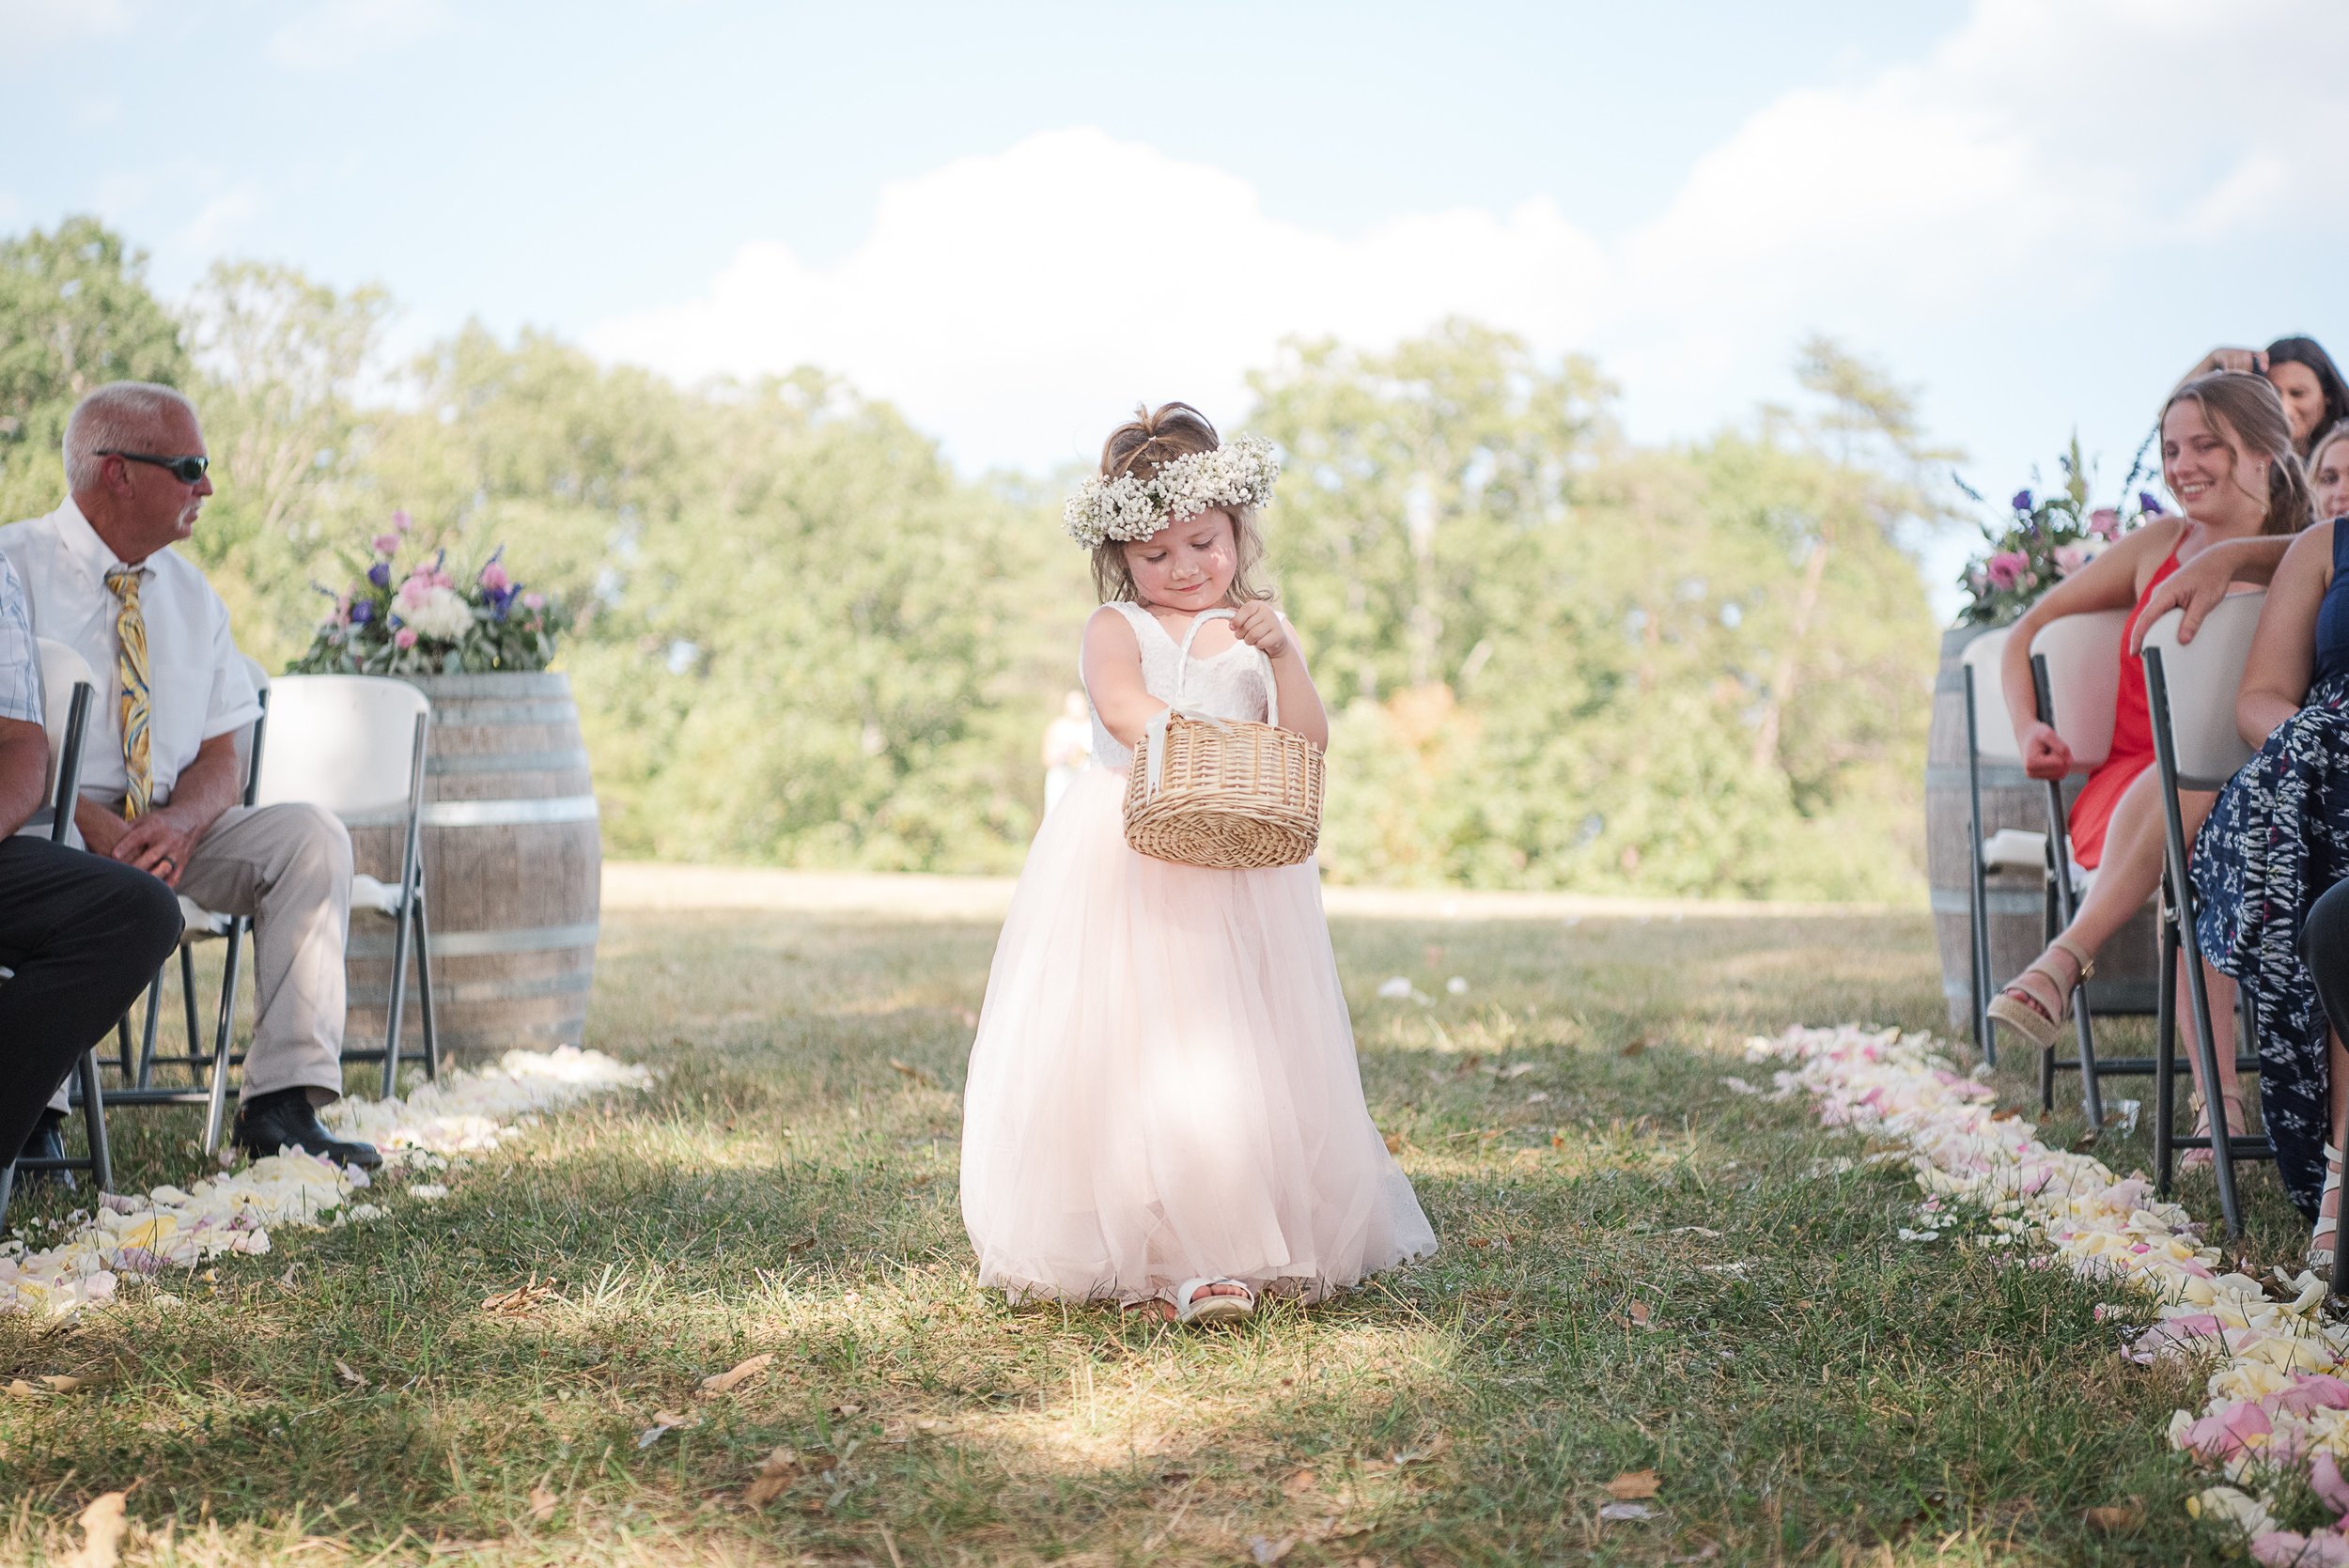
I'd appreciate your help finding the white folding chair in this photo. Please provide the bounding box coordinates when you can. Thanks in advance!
[1,639,114,1214]
[256,675,438,1099]
[2141,593,2270,1238]
[1970,609,2211,1132]
[107,656,272,1155]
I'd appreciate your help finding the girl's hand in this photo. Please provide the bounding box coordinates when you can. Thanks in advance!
[1231,600,1289,660]
[2018,719,2074,782]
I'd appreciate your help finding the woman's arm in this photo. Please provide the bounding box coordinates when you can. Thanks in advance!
[2130,534,2298,651]
[2235,521,2334,748]
[1999,520,2177,780]
[1081,608,1164,750]
[2181,345,2266,384]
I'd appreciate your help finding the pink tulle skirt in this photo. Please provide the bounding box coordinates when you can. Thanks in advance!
[959,768,1437,1304]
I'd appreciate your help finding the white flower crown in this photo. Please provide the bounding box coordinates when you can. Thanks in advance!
[1062,434,1281,550]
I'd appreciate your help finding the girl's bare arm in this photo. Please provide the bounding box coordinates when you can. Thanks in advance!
[2235,521,2334,748]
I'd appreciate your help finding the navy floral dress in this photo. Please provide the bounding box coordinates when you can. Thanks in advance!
[2194,520,2349,1216]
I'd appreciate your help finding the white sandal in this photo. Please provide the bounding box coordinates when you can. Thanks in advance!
[1984,937,2095,1051]
[1170,1277,1254,1326]
[2313,1143,2344,1272]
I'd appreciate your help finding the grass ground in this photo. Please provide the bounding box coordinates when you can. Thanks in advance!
[0,887,2320,1564]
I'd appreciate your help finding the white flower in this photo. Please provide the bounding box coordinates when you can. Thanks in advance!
[1063,435,1281,548]
[400,585,477,642]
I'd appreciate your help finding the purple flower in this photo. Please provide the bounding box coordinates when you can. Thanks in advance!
[2012,489,2033,513]
[350,600,375,625]
[366,562,391,590]
[2139,489,2165,515]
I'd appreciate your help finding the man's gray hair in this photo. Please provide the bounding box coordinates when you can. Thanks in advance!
[63,382,199,493]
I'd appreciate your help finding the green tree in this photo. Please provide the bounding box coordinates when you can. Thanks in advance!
[179,260,393,667]
[0,216,189,521]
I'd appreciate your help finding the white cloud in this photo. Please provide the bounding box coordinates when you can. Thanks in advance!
[584,2,2349,479]
[586,127,1608,473]
[266,0,449,71]
[0,0,129,48]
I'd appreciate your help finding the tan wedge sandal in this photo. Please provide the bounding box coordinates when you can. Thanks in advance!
[1984,937,2095,1051]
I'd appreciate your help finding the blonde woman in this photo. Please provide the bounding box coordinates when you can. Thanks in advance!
[1987,375,2314,1162]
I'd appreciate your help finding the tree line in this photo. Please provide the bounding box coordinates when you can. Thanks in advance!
[0,217,1946,898]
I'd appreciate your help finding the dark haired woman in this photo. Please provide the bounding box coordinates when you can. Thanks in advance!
[2183,337,2349,460]
[2195,469,2349,1264]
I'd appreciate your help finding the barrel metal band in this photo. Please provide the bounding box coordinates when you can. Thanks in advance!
[346,921,599,959]
[425,749,592,776]
[340,795,604,829]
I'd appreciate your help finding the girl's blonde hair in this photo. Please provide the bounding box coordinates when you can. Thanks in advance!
[2164,371,2314,536]
[1090,401,1272,606]
[2309,418,2349,504]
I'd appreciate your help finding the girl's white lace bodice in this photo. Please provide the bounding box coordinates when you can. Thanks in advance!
[1084,601,1273,774]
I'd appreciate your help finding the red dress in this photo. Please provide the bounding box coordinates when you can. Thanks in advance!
[2067,544,2182,868]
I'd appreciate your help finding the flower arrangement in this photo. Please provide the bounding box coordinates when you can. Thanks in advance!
[1063,434,1281,549]
[290,509,571,675]
[1954,434,2164,627]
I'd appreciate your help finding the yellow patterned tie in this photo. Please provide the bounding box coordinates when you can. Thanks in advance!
[104,566,152,820]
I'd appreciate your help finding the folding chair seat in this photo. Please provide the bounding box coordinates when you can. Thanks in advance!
[0,640,112,1222]
[2141,593,2273,1237]
[255,675,439,1099]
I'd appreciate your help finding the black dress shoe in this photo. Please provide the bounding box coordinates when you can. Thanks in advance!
[233,1089,382,1171]
[10,1110,76,1190]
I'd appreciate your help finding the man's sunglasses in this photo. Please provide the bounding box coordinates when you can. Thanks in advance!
[99,451,210,484]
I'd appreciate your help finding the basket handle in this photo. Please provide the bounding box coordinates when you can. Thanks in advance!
[1168,607,1280,729]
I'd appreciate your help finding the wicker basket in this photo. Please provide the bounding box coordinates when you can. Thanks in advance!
[1123,609,1324,869]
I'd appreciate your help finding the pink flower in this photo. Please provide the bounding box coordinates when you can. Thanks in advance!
[395,628,418,649]
[2089,506,2122,538]
[391,509,412,534]
[1984,551,2030,591]
[372,533,401,557]
[522,591,544,610]
[479,561,511,592]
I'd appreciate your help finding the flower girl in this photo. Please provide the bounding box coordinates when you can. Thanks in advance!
[959,403,1437,1324]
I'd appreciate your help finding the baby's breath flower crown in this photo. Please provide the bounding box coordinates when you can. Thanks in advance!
[1063,434,1281,550]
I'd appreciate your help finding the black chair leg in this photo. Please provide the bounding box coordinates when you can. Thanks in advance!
[2154,905,2179,1196]
[179,940,204,1067]
[413,889,440,1081]
[74,1048,111,1193]
[202,923,249,1157]
[138,970,165,1086]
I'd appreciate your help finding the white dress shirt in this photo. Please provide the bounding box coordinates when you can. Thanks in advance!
[0,552,40,727]
[0,498,260,809]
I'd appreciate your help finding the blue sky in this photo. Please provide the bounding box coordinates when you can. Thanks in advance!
[7,0,2343,614]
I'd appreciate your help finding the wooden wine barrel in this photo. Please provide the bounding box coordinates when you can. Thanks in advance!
[1925,627,2159,1032]
[339,671,600,1064]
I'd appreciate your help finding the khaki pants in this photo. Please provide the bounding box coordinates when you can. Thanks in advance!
[49,802,352,1112]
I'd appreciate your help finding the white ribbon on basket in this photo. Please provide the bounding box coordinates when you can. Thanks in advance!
[1137,607,1281,800]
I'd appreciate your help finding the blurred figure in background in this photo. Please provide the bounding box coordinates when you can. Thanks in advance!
[2312,422,2349,524]
[2183,338,2349,459]
[1040,689,1092,815]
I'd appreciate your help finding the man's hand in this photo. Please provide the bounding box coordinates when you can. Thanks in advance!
[111,806,202,888]
[75,798,131,859]
[2019,719,2075,782]
[1231,600,1290,660]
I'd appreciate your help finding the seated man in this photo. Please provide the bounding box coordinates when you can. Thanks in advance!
[0,381,379,1169]
[0,551,182,1189]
